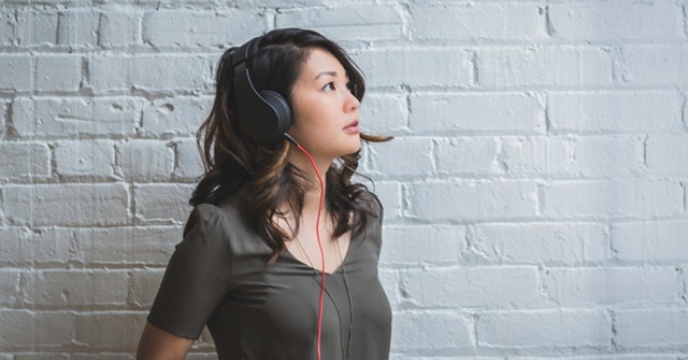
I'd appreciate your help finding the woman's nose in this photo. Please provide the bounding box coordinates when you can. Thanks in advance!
[345,92,360,112]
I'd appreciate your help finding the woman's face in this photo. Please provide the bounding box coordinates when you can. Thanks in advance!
[288,48,361,160]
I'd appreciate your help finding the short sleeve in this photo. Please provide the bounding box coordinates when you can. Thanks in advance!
[364,191,385,258]
[371,192,384,226]
[147,204,233,339]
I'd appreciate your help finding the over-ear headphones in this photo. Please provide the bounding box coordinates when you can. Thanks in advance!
[231,36,293,143]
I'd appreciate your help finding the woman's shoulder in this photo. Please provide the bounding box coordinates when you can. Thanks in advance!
[199,194,272,254]
[183,195,246,239]
[357,189,384,221]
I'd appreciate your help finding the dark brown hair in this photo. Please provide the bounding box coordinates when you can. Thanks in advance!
[191,28,390,262]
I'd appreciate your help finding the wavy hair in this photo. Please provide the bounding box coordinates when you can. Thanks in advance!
[190,28,391,262]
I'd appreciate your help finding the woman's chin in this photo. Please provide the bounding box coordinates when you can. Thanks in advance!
[344,143,361,155]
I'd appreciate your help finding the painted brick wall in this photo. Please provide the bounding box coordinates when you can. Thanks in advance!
[1,1,687,359]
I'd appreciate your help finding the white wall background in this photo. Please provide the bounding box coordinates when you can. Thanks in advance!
[1,0,687,359]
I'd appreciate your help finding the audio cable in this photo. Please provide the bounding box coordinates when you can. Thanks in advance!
[285,133,326,360]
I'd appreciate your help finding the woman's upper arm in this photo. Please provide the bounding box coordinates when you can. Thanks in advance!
[139,204,233,356]
[136,321,194,360]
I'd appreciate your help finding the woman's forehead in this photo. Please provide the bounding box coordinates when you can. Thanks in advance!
[300,48,347,80]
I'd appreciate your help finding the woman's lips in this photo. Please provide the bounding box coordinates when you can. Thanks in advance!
[344,120,360,134]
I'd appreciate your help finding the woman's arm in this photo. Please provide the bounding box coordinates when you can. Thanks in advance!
[136,322,194,360]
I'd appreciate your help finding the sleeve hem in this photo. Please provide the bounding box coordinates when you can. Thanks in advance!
[146,315,202,340]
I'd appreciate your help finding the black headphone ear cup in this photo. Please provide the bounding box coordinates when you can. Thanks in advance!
[259,90,292,137]
[231,36,293,143]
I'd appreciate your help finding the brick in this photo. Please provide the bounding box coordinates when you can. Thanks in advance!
[369,137,433,177]
[74,226,181,266]
[476,309,611,348]
[0,142,51,179]
[88,55,209,94]
[411,4,546,41]
[117,140,174,181]
[425,356,677,360]
[237,0,358,6]
[12,97,142,137]
[3,183,129,226]
[143,10,264,48]
[351,49,473,88]
[392,311,473,351]
[0,310,74,348]
[372,181,402,222]
[70,354,133,360]
[435,137,499,176]
[548,91,682,134]
[478,47,612,87]
[550,3,683,42]
[380,225,465,265]
[134,183,195,223]
[16,10,58,47]
[185,354,217,360]
[409,180,539,222]
[141,96,211,136]
[545,267,680,306]
[359,93,407,135]
[88,51,121,91]
[174,137,205,180]
[469,223,610,265]
[57,9,99,47]
[499,136,548,177]
[0,101,9,138]
[612,221,688,263]
[0,227,74,265]
[680,95,686,121]
[99,10,142,47]
[187,352,217,360]
[358,144,371,173]
[75,312,145,350]
[615,45,688,86]
[55,139,116,178]
[647,135,688,175]
[276,5,403,41]
[403,267,540,307]
[0,10,14,47]
[0,270,20,306]
[615,308,688,348]
[35,55,83,93]
[547,135,645,178]
[543,180,682,219]
[0,100,7,136]
[25,269,129,307]
[409,92,545,134]
[14,354,69,360]
[130,268,164,307]
[0,55,32,92]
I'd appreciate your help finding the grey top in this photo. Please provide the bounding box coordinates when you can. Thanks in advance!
[147,193,392,360]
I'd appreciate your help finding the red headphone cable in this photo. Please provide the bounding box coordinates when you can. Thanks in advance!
[285,134,326,360]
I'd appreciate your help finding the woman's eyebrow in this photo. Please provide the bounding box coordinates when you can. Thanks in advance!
[314,70,337,80]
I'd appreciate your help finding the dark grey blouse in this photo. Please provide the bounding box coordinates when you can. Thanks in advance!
[147,194,392,360]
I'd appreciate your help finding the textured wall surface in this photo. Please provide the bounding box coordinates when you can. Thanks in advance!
[1,0,687,359]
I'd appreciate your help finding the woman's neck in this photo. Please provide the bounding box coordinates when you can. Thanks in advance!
[287,147,331,212]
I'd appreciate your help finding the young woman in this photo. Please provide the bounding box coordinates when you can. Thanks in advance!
[136,28,392,360]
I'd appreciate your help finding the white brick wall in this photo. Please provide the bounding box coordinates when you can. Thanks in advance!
[0,1,686,359]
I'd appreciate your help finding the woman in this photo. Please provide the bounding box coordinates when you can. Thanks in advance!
[136,28,392,360]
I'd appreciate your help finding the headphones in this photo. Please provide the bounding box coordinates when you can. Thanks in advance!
[231,36,293,143]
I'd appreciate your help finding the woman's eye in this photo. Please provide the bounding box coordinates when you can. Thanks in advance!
[323,82,335,91]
